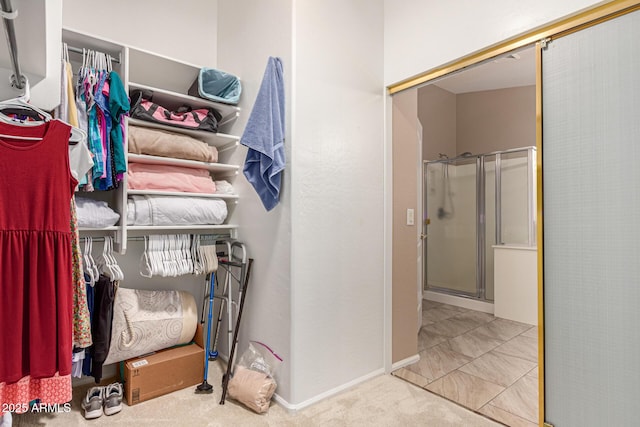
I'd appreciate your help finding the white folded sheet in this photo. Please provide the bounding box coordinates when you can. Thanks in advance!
[127,195,228,226]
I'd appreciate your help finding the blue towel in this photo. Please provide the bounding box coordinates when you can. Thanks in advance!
[241,57,285,211]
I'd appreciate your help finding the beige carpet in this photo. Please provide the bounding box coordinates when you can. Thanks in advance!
[12,361,499,426]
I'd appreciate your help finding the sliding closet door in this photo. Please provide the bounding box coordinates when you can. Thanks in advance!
[543,9,640,426]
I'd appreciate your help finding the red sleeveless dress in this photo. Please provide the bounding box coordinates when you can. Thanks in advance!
[0,119,76,408]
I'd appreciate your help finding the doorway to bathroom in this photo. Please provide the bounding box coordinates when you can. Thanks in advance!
[392,45,541,427]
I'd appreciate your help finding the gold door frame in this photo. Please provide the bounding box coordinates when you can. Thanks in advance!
[386,1,640,424]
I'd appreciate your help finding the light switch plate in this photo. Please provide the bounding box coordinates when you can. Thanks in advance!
[406,208,415,225]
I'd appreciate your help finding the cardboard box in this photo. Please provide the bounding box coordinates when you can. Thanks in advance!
[124,324,204,405]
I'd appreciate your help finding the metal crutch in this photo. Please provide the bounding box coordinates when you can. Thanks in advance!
[195,271,216,394]
[220,257,253,405]
[223,241,247,368]
[195,241,219,394]
[209,239,233,360]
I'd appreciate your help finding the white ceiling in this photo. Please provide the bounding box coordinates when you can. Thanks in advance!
[430,46,536,94]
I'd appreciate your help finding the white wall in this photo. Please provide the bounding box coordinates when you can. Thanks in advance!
[383,0,605,86]
[219,0,386,407]
[216,0,294,403]
[291,0,385,406]
[62,0,217,66]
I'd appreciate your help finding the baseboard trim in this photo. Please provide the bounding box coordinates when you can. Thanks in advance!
[391,354,419,371]
[273,368,385,412]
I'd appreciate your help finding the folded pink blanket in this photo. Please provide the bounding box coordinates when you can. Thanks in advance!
[127,163,217,194]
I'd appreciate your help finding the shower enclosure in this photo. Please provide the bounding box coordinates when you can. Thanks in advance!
[423,147,536,301]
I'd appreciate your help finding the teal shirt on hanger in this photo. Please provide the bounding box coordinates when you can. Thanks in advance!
[108,71,130,178]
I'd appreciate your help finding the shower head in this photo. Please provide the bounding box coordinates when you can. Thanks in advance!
[459,152,473,157]
[437,207,452,220]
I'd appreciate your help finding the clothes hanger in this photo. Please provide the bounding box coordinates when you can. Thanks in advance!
[169,235,179,277]
[161,234,171,277]
[139,236,153,278]
[97,237,113,278]
[170,235,179,277]
[184,235,193,276]
[103,236,123,281]
[191,236,202,275]
[182,235,191,276]
[0,79,50,140]
[83,237,96,285]
[108,237,124,281]
[0,76,85,145]
[63,42,70,65]
[90,240,100,282]
[178,235,187,276]
[149,235,162,277]
[158,235,169,277]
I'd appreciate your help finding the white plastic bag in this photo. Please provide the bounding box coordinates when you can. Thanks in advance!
[228,341,282,413]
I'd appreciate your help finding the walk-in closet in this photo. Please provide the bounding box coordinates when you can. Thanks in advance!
[4,1,639,426]
[1,0,288,423]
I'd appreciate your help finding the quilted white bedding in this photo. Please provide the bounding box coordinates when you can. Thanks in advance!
[126,195,228,226]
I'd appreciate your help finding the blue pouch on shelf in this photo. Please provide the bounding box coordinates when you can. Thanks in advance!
[188,68,242,105]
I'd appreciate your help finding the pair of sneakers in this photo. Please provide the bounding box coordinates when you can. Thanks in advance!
[81,382,123,420]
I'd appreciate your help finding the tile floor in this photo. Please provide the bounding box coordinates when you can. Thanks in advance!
[393,300,539,427]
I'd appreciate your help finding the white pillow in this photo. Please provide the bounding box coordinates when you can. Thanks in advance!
[75,196,120,228]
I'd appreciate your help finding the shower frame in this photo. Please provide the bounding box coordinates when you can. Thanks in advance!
[423,146,536,301]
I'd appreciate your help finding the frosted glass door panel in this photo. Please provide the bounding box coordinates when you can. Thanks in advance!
[543,9,640,426]
[425,160,477,295]
[500,152,529,245]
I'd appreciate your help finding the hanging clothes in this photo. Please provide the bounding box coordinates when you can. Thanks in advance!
[93,71,114,190]
[65,61,79,128]
[69,49,129,192]
[82,273,95,378]
[75,66,93,192]
[71,198,92,348]
[0,120,77,409]
[57,45,94,192]
[90,274,117,383]
[109,71,129,181]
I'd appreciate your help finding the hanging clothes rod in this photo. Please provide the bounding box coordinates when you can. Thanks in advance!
[0,0,25,89]
[66,44,122,64]
[80,234,232,242]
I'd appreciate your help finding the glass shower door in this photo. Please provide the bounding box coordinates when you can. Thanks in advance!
[424,158,478,297]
